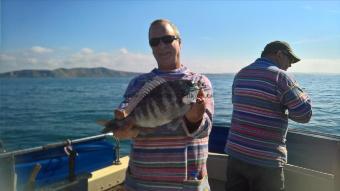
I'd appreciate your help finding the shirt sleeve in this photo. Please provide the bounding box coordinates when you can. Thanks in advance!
[183,75,214,138]
[118,74,152,110]
[278,72,312,123]
[117,78,136,110]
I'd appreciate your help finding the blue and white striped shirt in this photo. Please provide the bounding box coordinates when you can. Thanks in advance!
[225,58,312,167]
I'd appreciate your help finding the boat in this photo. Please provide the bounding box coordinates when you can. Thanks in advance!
[1,123,339,191]
[208,124,340,191]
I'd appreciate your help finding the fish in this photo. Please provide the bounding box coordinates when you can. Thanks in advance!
[98,76,202,133]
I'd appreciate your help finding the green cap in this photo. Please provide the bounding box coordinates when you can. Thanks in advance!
[263,41,300,63]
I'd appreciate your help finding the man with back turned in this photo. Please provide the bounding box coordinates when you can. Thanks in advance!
[225,41,312,191]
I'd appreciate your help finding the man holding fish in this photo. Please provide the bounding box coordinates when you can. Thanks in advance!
[100,19,214,190]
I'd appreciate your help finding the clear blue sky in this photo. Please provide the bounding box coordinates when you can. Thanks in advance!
[1,0,340,73]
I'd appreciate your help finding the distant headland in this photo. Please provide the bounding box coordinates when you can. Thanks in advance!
[0,67,141,78]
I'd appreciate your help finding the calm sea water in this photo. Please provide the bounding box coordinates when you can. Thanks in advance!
[1,74,340,155]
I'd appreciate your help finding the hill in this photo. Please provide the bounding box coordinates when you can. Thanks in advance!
[0,67,141,78]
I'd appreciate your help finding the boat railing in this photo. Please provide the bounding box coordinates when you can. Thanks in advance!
[0,132,121,191]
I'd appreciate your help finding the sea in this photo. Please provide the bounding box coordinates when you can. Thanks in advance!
[1,74,340,156]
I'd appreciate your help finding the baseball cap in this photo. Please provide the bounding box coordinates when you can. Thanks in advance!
[263,41,300,63]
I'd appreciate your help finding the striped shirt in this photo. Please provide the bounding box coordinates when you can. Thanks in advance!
[225,58,312,167]
[119,66,214,190]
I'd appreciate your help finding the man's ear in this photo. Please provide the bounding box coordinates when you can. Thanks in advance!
[276,50,281,56]
[275,50,283,60]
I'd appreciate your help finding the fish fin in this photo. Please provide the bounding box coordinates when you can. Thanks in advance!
[182,88,199,104]
[121,76,168,117]
[114,109,128,120]
[102,127,111,133]
[96,119,111,126]
[96,119,117,133]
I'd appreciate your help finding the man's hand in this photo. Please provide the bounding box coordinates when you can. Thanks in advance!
[184,89,206,123]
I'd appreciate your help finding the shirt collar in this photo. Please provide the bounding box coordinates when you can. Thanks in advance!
[256,58,280,68]
[151,65,188,75]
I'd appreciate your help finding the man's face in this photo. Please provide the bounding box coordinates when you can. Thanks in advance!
[149,22,181,71]
[278,50,293,71]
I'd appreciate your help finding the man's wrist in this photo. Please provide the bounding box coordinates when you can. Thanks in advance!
[184,115,202,133]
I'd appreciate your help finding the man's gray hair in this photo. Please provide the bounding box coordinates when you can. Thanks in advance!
[149,19,181,39]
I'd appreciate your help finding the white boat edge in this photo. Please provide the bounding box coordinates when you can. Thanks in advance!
[87,152,336,191]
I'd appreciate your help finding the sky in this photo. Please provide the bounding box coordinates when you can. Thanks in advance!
[1,0,340,74]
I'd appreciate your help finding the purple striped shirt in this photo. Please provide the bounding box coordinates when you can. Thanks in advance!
[119,66,214,190]
[225,58,312,167]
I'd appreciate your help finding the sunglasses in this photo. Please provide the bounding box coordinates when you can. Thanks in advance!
[149,35,179,47]
[281,51,294,63]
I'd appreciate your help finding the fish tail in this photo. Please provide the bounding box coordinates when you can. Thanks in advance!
[97,119,119,133]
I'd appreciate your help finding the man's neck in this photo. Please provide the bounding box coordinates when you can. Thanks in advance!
[263,56,282,69]
[158,63,181,72]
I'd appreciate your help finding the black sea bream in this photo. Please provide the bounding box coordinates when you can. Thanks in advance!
[101,76,200,133]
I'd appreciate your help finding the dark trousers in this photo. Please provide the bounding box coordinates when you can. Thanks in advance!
[225,157,284,191]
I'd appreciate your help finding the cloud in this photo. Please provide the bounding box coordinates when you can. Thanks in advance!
[1,46,339,74]
[183,56,340,74]
[31,46,54,54]
[0,54,16,62]
[0,46,156,73]
[63,48,155,72]
[290,58,340,74]
[183,56,249,74]
[27,58,38,65]
[119,48,128,54]
[79,48,93,54]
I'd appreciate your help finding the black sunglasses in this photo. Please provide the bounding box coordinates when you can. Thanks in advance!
[149,35,179,47]
[281,51,294,63]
